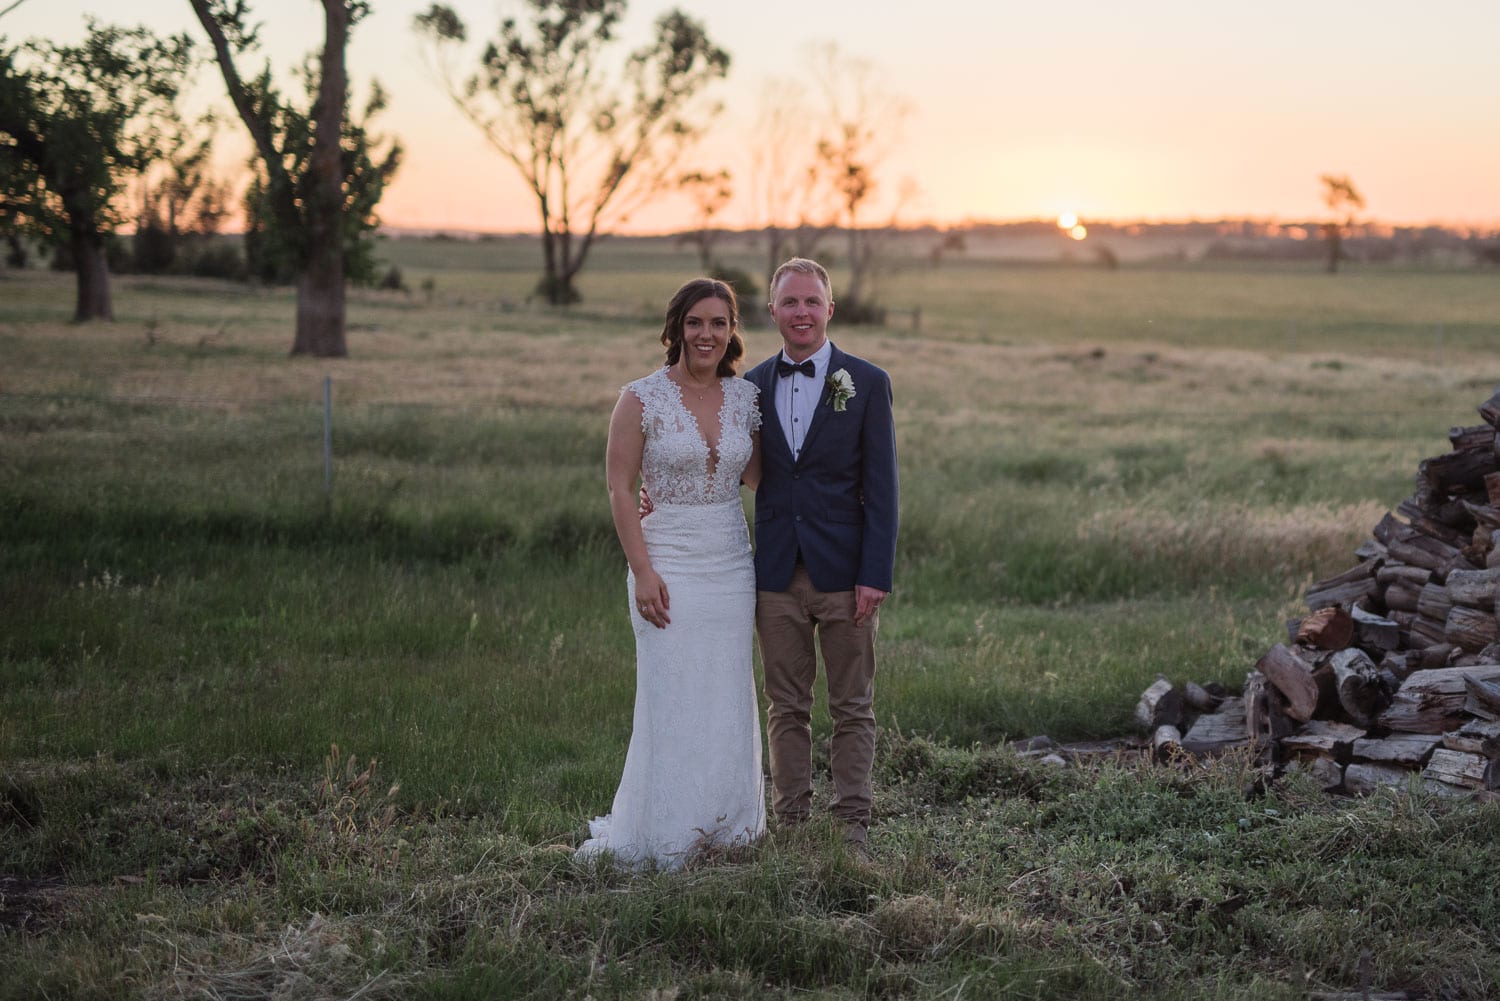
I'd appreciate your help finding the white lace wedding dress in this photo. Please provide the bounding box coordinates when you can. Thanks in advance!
[575,367,767,869]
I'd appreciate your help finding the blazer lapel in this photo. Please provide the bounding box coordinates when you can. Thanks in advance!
[795,343,844,461]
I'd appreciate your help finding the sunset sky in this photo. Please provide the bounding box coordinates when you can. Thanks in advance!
[7,0,1499,233]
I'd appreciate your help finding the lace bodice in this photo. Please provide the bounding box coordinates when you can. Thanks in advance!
[625,368,760,505]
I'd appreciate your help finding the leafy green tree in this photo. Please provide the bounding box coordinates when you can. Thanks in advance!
[0,22,193,319]
[414,0,729,305]
[240,75,401,288]
[189,0,401,357]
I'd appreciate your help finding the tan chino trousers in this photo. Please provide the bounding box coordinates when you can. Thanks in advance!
[756,564,879,836]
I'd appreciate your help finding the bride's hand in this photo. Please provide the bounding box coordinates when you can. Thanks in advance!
[634,568,671,629]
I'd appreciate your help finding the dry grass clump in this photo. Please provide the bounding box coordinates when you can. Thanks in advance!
[1077,500,1385,580]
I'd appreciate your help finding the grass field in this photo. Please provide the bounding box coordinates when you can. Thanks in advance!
[3,240,1500,999]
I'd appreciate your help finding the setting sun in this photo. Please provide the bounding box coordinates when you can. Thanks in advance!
[1057,211,1078,230]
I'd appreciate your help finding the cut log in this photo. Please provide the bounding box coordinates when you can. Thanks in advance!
[1417,643,1455,669]
[1295,606,1354,650]
[1481,388,1500,428]
[1445,605,1499,652]
[1180,697,1248,756]
[1398,499,1472,548]
[1377,665,1500,733]
[1422,748,1496,790]
[1442,719,1500,756]
[1463,500,1500,529]
[1286,756,1344,791]
[1379,650,1418,681]
[1152,725,1183,764]
[1383,582,1421,613]
[1486,470,1500,507]
[1420,444,1499,495]
[1183,681,1224,713]
[1445,568,1500,608]
[1281,720,1366,760]
[1330,648,1391,726]
[1354,538,1388,562]
[1344,762,1414,796]
[1350,605,1401,651]
[1253,645,1322,722]
[1387,535,1460,576]
[1134,678,1184,729]
[1463,672,1500,721]
[1449,423,1494,451]
[1408,614,1448,647]
[1417,583,1453,622]
[1351,733,1442,767]
[1305,578,1378,611]
[1371,512,1407,546]
[1376,563,1432,588]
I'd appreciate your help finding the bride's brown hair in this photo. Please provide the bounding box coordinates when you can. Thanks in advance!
[660,278,745,377]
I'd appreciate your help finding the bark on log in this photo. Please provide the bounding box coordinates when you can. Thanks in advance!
[1330,648,1391,726]
[1281,720,1366,760]
[1350,605,1401,652]
[1420,445,1499,495]
[1486,470,1500,507]
[1305,578,1378,611]
[1376,563,1432,588]
[1480,388,1500,428]
[1464,500,1500,529]
[1378,665,1500,733]
[1296,606,1355,650]
[1354,538,1388,562]
[1449,423,1494,451]
[1183,681,1224,713]
[1422,748,1496,790]
[1181,697,1248,756]
[1397,499,1472,548]
[1442,719,1500,756]
[1134,678,1184,729]
[1446,568,1500,608]
[1253,645,1322,722]
[1417,583,1453,622]
[1383,582,1421,613]
[1344,762,1414,796]
[1417,643,1455,669]
[1445,605,1499,652]
[1409,614,1448,647]
[1351,733,1442,767]
[1244,672,1293,746]
[1371,512,1406,546]
[1387,536,1461,576]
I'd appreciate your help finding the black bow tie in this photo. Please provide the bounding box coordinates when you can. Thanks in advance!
[776,358,816,378]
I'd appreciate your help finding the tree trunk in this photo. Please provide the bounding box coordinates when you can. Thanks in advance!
[292,255,346,357]
[289,0,350,358]
[71,233,113,321]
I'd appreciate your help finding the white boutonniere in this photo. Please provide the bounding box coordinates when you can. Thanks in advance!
[825,368,856,412]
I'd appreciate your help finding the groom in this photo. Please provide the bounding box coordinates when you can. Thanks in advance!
[745,257,899,848]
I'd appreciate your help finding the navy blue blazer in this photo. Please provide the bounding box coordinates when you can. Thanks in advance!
[745,343,899,594]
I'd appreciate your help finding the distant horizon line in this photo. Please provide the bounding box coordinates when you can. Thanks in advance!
[375,216,1500,240]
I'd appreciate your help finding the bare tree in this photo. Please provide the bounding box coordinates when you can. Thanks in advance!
[1320,173,1365,275]
[414,0,729,306]
[189,0,399,357]
[746,77,837,291]
[809,44,911,315]
[677,168,731,272]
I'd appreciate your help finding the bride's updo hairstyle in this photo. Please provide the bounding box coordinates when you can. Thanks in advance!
[660,278,745,377]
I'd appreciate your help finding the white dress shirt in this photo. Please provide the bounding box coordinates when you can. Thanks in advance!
[773,340,833,461]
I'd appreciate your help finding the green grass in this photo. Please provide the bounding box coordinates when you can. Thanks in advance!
[3,241,1500,998]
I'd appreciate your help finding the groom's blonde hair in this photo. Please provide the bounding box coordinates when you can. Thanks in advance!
[768,258,833,303]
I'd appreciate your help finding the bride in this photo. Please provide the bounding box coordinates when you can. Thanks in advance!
[575,278,767,869]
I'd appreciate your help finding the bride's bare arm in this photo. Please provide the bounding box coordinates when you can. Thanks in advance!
[605,391,670,627]
[741,430,762,491]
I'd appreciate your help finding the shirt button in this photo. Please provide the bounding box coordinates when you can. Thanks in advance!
[795,515,802,522]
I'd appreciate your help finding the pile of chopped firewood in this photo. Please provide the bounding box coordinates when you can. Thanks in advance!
[1136,389,1500,797]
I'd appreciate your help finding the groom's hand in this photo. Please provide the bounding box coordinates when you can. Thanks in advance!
[854,586,888,627]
